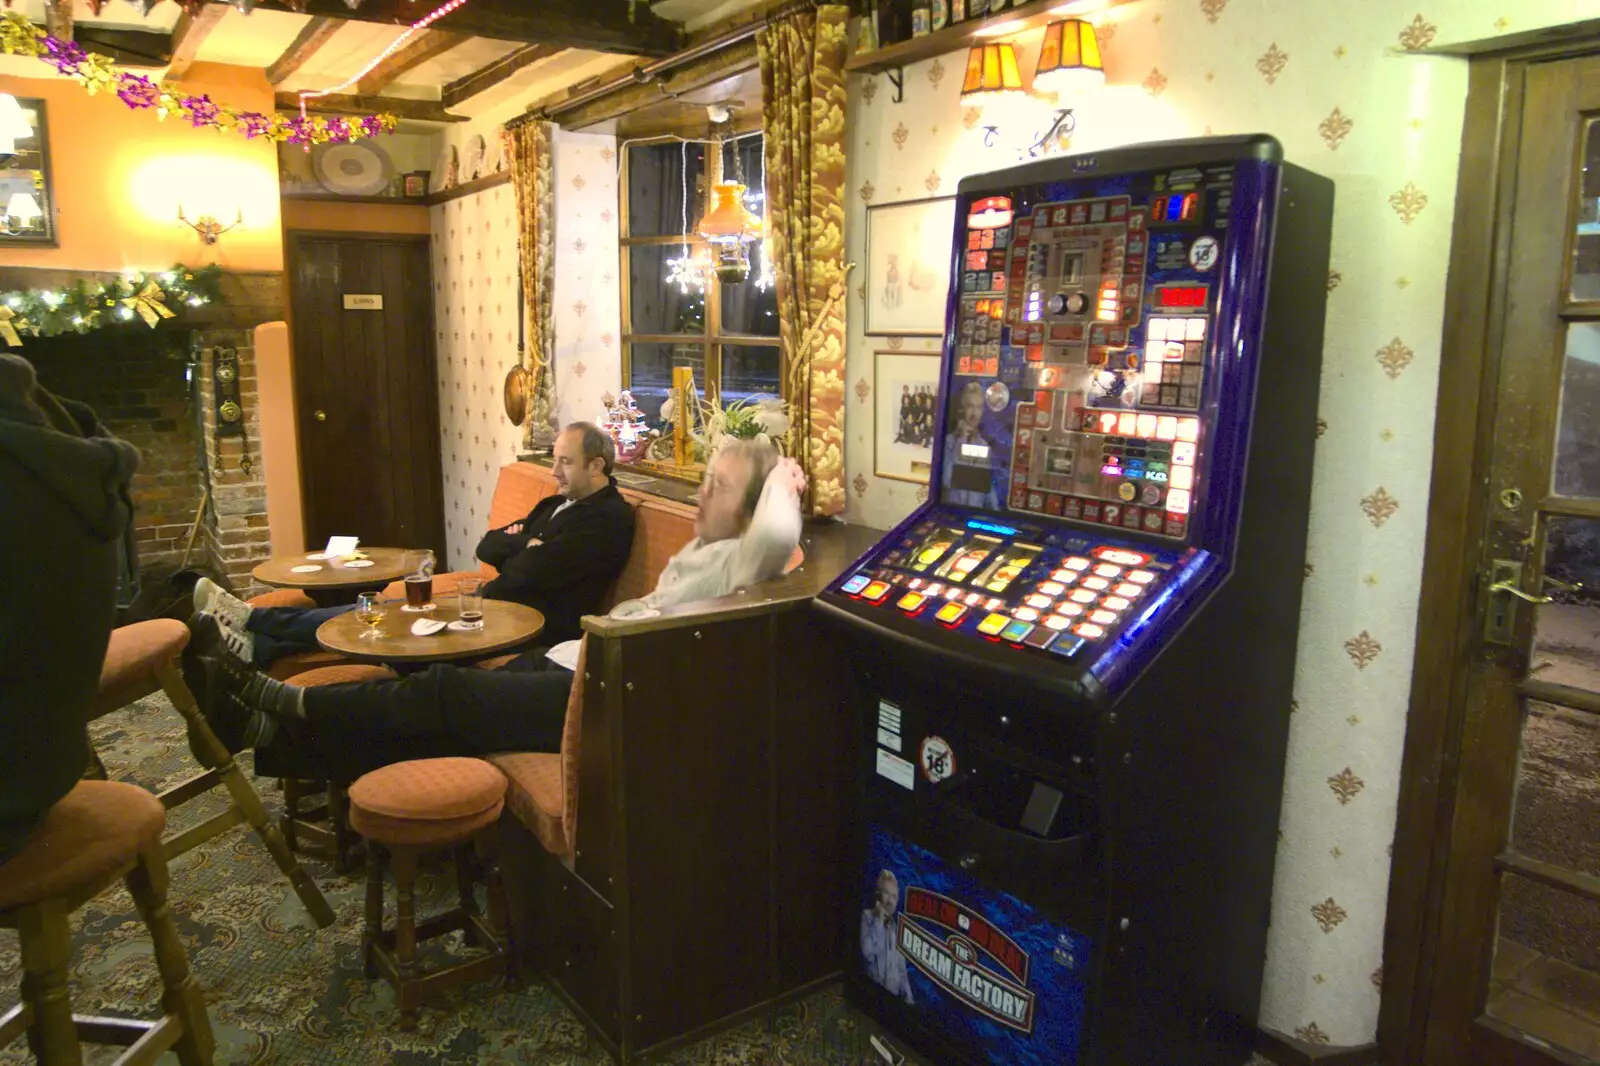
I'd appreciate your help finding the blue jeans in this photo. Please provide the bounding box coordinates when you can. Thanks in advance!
[245,604,355,668]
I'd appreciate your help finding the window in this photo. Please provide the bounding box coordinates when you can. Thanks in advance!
[621,134,779,440]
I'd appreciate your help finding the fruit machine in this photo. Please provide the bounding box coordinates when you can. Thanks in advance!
[816,135,1333,1066]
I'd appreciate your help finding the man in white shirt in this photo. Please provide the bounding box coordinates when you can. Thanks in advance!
[190,439,805,781]
[861,869,916,1004]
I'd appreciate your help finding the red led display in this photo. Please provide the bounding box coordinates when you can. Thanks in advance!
[1154,285,1208,310]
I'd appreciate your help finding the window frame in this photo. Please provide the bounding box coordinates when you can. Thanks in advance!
[619,131,781,415]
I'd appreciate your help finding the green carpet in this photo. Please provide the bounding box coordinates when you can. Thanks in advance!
[0,695,899,1065]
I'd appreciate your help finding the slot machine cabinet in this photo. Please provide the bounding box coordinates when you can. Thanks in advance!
[817,136,1333,1066]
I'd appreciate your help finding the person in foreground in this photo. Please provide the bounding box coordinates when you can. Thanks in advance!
[191,438,804,781]
[0,353,140,862]
[191,422,635,665]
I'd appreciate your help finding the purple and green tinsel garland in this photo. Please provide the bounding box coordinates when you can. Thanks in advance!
[0,11,397,146]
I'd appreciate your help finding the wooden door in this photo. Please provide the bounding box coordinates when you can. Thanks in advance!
[287,232,444,556]
[1413,54,1600,1065]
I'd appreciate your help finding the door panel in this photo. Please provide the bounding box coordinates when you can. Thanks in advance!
[1424,54,1600,1066]
[287,233,444,557]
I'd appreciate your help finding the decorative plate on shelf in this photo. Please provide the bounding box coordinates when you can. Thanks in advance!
[429,144,459,193]
[312,141,394,196]
[463,134,487,181]
[489,127,508,173]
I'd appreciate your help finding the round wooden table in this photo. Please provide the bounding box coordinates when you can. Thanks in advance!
[253,548,415,607]
[316,600,545,665]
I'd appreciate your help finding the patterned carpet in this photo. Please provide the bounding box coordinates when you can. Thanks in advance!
[0,695,908,1066]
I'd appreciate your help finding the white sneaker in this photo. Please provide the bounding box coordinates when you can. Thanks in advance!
[194,577,251,632]
[216,618,255,665]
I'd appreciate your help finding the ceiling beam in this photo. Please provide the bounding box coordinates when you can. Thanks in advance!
[246,0,680,57]
[69,27,174,68]
[277,91,469,123]
[266,16,343,86]
[441,43,563,109]
[167,3,229,81]
[355,29,471,95]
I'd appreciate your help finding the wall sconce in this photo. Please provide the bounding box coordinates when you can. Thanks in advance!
[2,192,41,235]
[1033,19,1105,97]
[960,42,1025,104]
[177,204,244,244]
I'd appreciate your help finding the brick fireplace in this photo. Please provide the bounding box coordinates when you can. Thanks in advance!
[7,269,286,603]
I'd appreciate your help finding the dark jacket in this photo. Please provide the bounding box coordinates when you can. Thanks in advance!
[0,353,140,862]
[477,479,635,643]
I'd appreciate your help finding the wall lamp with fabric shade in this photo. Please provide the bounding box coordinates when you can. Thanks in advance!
[960,42,1026,103]
[3,192,41,234]
[1033,19,1105,97]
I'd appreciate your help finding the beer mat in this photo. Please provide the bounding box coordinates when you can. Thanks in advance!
[410,618,448,636]
[400,604,437,613]
[304,552,329,560]
[447,620,484,632]
[290,564,323,573]
[343,560,375,568]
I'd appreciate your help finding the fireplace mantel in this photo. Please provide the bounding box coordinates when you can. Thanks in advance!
[0,265,284,334]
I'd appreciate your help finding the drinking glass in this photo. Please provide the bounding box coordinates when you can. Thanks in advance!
[457,577,484,630]
[355,592,384,639]
[402,551,436,612]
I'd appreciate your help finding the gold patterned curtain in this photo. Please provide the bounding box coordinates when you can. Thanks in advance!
[507,119,557,449]
[759,4,849,517]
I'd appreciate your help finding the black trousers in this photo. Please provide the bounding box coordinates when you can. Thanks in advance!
[256,652,573,781]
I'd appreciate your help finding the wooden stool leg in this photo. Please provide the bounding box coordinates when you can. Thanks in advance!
[155,660,336,929]
[454,842,481,947]
[16,901,82,1066]
[363,843,384,980]
[392,847,420,1031]
[329,784,354,874]
[279,778,302,851]
[127,843,215,1066]
[475,826,516,983]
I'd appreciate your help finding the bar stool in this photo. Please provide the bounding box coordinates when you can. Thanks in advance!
[348,757,513,1030]
[90,619,334,928]
[274,663,397,872]
[0,780,216,1066]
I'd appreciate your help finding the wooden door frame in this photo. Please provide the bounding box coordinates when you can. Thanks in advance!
[283,229,442,553]
[1380,32,1600,1066]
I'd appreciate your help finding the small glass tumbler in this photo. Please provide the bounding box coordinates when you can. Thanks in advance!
[457,577,484,630]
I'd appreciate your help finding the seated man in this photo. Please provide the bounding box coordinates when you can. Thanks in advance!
[195,421,635,666]
[192,439,805,782]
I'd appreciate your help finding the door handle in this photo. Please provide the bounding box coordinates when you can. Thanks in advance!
[315,410,327,422]
[1487,580,1553,605]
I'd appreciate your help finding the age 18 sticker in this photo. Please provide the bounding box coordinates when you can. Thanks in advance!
[919,735,956,783]
[1189,236,1220,272]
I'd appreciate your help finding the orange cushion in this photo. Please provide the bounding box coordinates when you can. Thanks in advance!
[472,653,519,671]
[348,758,507,847]
[487,753,565,856]
[266,649,353,682]
[0,781,165,910]
[248,589,316,609]
[289,664,397,687]
[98,619,189,696]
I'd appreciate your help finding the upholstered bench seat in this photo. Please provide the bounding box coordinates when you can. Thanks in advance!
[486,753,564,854]
[348,758,506,848]
[289,663,397,686]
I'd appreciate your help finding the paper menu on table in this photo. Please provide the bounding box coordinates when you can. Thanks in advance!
[323,536,360,559]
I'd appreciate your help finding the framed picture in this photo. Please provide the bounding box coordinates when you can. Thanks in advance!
[404,171,429,198]
[865,196,957,336]
[0,97,57,247]
[874,348,941,484]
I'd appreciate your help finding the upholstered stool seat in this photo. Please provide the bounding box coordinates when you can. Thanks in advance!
[246,588,317,610]
[348,758,515,1029]
[91,621,334,928]
[0,782,215,1065]
[272,663,398,871]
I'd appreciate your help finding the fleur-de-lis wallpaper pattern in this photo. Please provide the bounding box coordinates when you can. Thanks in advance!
[429,128,619,571]
[843,0,1588,1047]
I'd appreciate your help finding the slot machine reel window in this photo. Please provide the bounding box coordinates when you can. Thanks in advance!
[621,134,781,439]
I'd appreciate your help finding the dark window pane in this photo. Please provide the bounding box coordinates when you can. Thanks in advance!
[721,266,779,336]
[629,246,707,334]
[629,342,707,423]
[627,141,707,239]
[720,134,765,200]
[720,344,782,403]
[1554,323,1600,498]
[1573,119,1600,301]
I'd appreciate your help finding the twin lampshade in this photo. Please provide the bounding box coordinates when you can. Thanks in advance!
[960,18,1104,103]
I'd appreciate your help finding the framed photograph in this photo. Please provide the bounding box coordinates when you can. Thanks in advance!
[404,171,429,198]
[0,98,57,247]
[874,349,941,484]
[865,196,957,336]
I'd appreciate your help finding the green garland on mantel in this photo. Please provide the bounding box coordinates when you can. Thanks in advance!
[0,264,225,347]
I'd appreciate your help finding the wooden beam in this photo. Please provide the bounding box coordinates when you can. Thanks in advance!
[266,16,343,86]
[70,27,174,68]
[542,38,758,130]
[276,92,469,123]
[355,29,471,96]
[167,3,229,81]
[44,0,71,43]
[249,0,680,57]
[441,43,563,109]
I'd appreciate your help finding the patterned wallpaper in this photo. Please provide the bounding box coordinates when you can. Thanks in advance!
[842,0,1586,1048]
[430,128,621,571]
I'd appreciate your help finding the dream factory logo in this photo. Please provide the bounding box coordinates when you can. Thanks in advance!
[897,887,1037,1032]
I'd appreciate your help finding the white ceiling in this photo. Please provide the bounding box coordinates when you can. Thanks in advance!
[0,0,768,112]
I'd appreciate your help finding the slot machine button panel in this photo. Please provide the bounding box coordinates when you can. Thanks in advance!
[897,592,927,613]
[862,581,892,603]
[1000,620,1036,644]
[977,612,1011,636]
[841,574,870,596]
[936,602,969,625]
